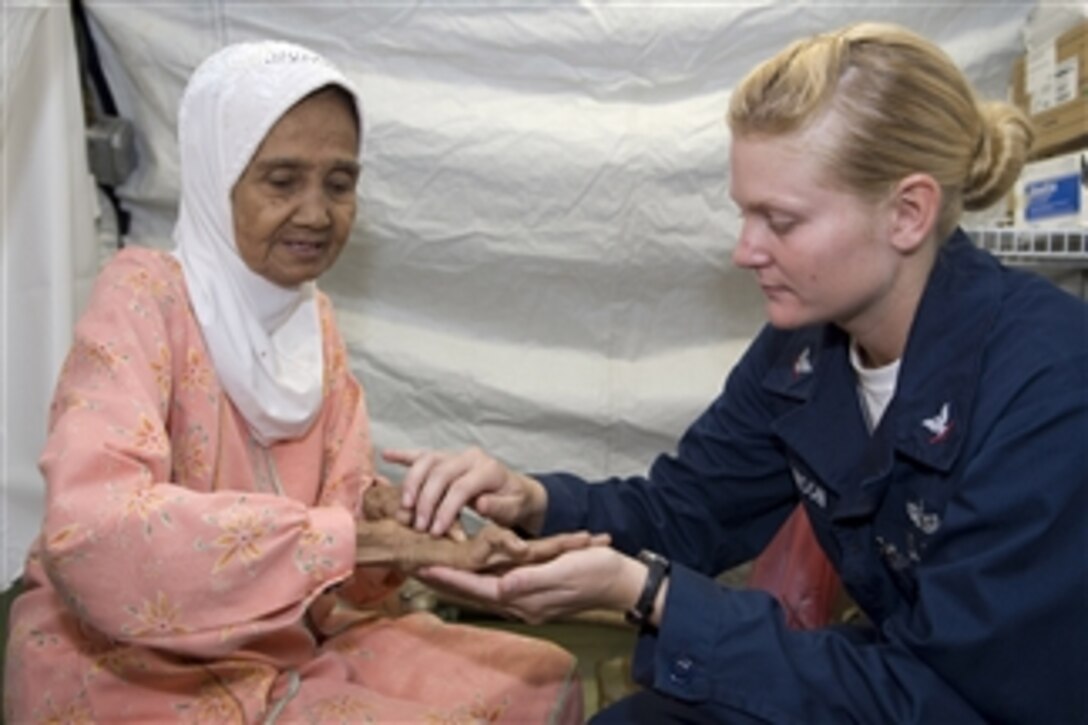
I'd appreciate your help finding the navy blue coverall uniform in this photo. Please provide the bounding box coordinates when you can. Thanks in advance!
[539,230,1087,723]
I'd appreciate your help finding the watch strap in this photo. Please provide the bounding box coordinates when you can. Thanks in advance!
[625,549,670,627]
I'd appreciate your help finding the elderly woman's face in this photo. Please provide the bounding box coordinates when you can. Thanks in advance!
[231,88,360,288]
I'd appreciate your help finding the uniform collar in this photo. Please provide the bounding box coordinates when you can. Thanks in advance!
[763,229,1001,486]
[889,229,1001,471]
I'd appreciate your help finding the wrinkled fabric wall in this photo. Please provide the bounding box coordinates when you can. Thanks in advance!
[1,3,98,582]
[2,2,1030,580]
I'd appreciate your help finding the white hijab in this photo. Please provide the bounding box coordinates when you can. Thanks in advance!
[172,41,363,445]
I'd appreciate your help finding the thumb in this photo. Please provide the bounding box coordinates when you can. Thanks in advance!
[498,562,547,599]
[476,493,517,521]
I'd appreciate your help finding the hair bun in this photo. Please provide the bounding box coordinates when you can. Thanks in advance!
[963,102,1034,211]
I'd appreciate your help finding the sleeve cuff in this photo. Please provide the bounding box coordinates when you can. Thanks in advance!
[630,563,725,702]
[535,471,591,535]
[308,504,357,587]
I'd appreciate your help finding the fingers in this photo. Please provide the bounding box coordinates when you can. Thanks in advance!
[419,547,608,625]
[385,449,441,517]
[520,532,584,563]
[391,447,501,536]
[416,565,503,602]
[494,559,571,623]
[381,448,438,509]
[416,454,478,535]
[480,527,529,570]
[393,508,413,527]
[381,448,452,518]
[446,521,468,543]
[380,448,425,467]
[518,531,612,564]
[418,563,551,624]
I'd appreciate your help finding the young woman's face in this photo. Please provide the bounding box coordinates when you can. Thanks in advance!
[729,130,901,335]
[231,88,360,288]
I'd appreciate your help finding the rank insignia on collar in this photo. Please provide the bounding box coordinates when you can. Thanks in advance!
[921,402,953,443]
[792,347,813,378]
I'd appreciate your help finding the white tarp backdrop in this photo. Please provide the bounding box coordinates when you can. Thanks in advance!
[2,3,98,583]
[2,1,1033,584]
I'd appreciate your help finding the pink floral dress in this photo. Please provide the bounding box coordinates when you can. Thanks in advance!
[4,247,581,724]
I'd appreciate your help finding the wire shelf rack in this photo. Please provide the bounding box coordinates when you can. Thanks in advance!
[968,227,1088,266]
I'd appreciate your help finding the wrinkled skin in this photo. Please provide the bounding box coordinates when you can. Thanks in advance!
[359,484,602,574]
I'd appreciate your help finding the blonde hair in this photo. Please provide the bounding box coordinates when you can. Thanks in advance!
[728,22,1033,239]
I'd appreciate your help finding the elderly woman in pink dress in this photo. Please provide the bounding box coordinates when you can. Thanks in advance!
[4,40,594,723]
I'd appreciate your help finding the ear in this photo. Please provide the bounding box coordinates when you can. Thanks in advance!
[887,172,941,254]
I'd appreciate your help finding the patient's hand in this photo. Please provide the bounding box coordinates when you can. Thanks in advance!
[358,486,599,574]
[362,482,412,526]
[402,526,601,574]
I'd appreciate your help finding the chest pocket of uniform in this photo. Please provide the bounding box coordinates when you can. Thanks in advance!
[872,466,953,602]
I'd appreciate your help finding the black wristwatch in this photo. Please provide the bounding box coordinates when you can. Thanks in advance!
[624,549,671,628]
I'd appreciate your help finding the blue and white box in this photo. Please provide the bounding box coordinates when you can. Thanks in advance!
[1015,150,1087,228]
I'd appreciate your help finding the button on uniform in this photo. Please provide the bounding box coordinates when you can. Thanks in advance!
[669,656,695,685]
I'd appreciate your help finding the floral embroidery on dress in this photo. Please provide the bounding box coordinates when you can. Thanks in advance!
[123,265,170,301]
[316,474,350,510]
[72,338,127,378]
[423,696,509,725]
[123,590,190,637]
[34,693,96,725]
[148,343,172,405]
[326,345,348,396]
[463,696,510,725]
[120,483,173,538]
[36,523,96,621]
[199,500,273,574]
[323,437,342,472]
[180,347,214,399]
[119,266,174,323]
[328,636,375,659]
[305,694,375,724]
[174,677,247,724]
[174,424,211,487]
[52,389,95,418]
[215,620,261,645]
[89,646,148,679]
[328,344,347,386]
[318,301,340,393]
[294,520,338,579]
[45,523,84,553]
[18,623,60,650]
[215,664,277,701]
[129,413,169,455]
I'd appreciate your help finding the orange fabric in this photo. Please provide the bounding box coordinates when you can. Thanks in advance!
[5,247,581,723]
[746,505,842,630]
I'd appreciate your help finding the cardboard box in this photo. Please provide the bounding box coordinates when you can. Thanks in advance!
[1023,4,1088,53]
[1010,21,1088,159]
[1013,149,1087,228]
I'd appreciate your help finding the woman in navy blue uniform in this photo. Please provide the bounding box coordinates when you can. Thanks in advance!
[389,22,1087,723]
